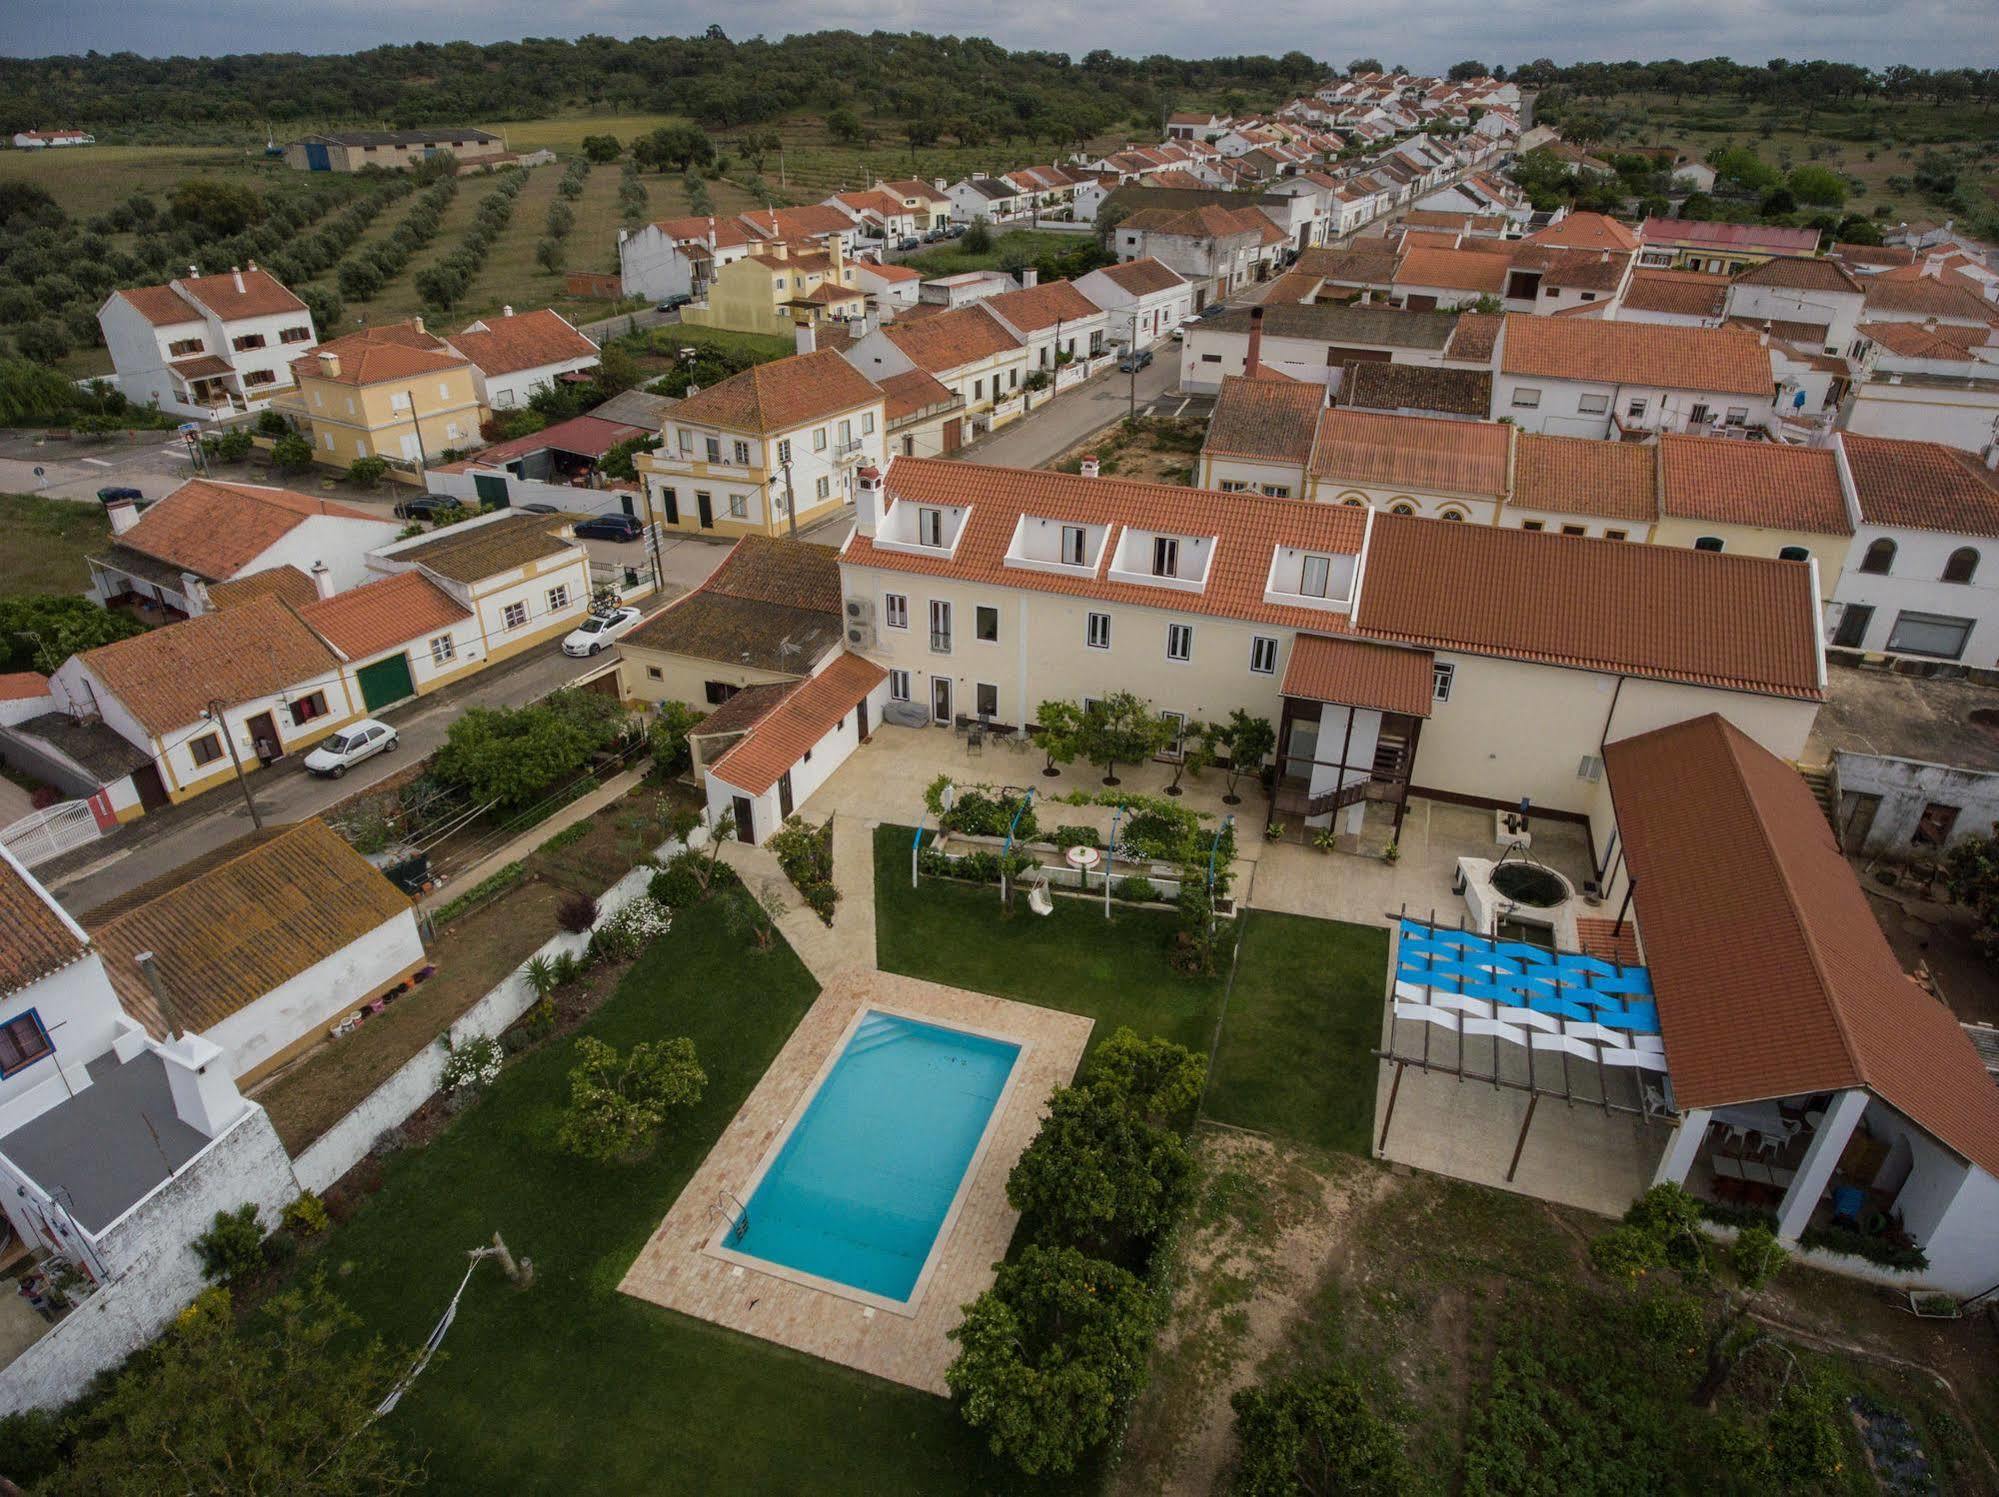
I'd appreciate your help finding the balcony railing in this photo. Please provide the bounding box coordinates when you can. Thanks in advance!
[835,438,864,458]
[929,630,952,654]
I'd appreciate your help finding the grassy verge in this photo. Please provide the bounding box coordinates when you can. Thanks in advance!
[872,823,1227,1060]
[1203,912,1388,1154]
[0,492,114,594]
[304,892,1044,1495]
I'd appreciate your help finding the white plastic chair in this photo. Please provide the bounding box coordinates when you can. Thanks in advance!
[1027,878,1054,916]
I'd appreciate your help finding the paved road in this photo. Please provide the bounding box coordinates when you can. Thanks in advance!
[0,430,195,508]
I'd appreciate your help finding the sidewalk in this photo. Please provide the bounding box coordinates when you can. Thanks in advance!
[715,810,877,982]
[419,766,648,913]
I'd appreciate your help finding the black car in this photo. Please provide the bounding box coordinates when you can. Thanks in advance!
[393,495,458,521]
[572,513,643,542]
[1117,348,1154,374]
[896,236,921,252]
[1198,302,1229,320]
[516,502,561,514]
[95,486,144,506]
[655,294,694,312]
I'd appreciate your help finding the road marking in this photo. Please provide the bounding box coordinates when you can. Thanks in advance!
[81,457,113,467]
[1172,398,1190,417]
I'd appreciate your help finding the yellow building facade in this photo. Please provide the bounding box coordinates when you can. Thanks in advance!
[679,239,865,338]
[278,332,485,474]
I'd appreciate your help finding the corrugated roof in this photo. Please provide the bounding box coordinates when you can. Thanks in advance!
[1310,410,1508,496]
[81,595,340,735]
[1499,315,1774,397]
[1202,377,1325,464]
[113,479,385,582]
[297,571,472,660]
[1511,433,1658,522]
[706,652,886,796]
[1281,634,1433,716]
[1605,714,1999,1175]
[1841,431,1999,537]
[1354,514,1822,699]
[1658,435,1852,535]
[89,819,415,1040]
[0,850,88,998]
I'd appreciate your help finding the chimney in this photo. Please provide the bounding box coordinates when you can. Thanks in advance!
[310,560,335,600]
[181,573,212,615]
[317,350,341,378]
[1079,454,1101,478]
[231,265,245,294]
[158,1028,247,1140]
[1759,321,1771,348]
[411,315,424,335]
[1021,266,1039,289]
[502,304,514,318]
[106,499,141,535]
[794,320,818,356]
[855,463,885,538]
[933,177,946,192]
[1245,304,1265,377]
[187,264,199,278]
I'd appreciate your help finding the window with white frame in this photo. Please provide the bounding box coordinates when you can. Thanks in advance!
[975,605,999,643]
[678,430,693,455]
[813,427,828,452]
[1260,484,1291,498]
[1886,610,1974,661]
[1152,536,1179,577]
[929,599,952,651]
[547,585,570,612]
[885,593,908,629]
[732,439,750,464]
[776,438,792,464]
[1510,387,1541,409]
[1218,480,1249,493]
[862,411,876,435]
[729,493,748,517]
[1432,661,1454,701]
[1249,636,1278,675]
[1061,525,1087,565]
[1578,393,1609,414]
[503,601,528,630]
[1300,553,1332,598]
[1627,397,1648,419]
[429,634,455,665]
[918,507,943,546]
[815,476,830,501]
[1166,622,1193,662]
[1086,612,1111,650]
[889,669,911,701]
[705,437,721,462]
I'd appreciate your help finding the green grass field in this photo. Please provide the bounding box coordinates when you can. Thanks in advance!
[0,492,114,594]
[900,229,1093,278]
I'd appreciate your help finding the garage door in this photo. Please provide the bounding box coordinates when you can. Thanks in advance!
[356,653,416,711]
[474,473,510,506]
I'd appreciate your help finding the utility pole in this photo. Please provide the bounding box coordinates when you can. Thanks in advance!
[205,698,263,829]
[402,389,429,473]
[1127,309,1141,423]
[781,458,798,540]
[641,476,665,594]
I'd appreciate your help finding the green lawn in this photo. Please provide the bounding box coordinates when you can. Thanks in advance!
[0,492,113,594]
[306,893,1044,1495]
[900,230,1091,279]
[1204,912,1390,1154]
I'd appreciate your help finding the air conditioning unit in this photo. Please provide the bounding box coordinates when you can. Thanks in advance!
[846,621,877,650]
[844,596,874,625]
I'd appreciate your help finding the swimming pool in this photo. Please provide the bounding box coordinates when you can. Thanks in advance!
[724,1010,1022,1304]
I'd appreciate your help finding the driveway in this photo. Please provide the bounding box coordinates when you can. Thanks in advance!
[0,429,196,508]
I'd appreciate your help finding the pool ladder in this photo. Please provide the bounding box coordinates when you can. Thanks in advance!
[713,1190,750,1243]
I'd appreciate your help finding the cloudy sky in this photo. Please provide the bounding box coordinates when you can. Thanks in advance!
[4,0,1983,70]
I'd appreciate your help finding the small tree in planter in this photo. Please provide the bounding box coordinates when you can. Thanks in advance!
[1034,698,1086,778]
[1164,721,1213,797]
[1080,691,1170,787]
[1219,709,1275,807]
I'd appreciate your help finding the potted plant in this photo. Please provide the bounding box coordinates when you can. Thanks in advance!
[1265,820,1287,842]
[1383,841,1401,864]
[1312,826,1338,853]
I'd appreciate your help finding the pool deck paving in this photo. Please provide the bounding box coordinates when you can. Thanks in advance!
[618,968,1092,1395]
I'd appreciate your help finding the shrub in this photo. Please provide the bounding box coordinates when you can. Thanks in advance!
[254,409,290,437]
[556,892,598,934]
[1114,875,1159,903]
[1230,1370,1407,1496]
[281,1191,331,1236]
[1050,824,1099,849]
[767,815,839,924]
[647,701,705,777]
[346,454,389,489]
[589,894,672,961]
[212,427,253,462]
[269,431,313,472]
[648,853,706,910]
[557,1035,706,1161]
[193,1204,266,1287]
[440,1033,503,1092]
[1007,1075,1194,1259]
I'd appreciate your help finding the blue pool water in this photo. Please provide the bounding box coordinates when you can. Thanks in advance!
[730,1011,1020,1301]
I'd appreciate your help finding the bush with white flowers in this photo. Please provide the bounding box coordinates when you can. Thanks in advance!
[591,895,672,961]
[440,1034,504,1093]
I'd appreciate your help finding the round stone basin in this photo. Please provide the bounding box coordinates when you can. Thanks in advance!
[1490,861,1568,908]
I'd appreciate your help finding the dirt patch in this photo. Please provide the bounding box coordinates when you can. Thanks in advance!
[1862,883,1999,1026]
[1113,1130,1393,1496]
[1048,415,1205,485]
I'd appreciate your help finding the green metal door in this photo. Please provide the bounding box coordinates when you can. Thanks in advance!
[474,473,510,507]
[356,652,416,711]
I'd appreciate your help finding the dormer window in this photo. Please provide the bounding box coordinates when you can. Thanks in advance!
[1061,526,1087,565]
[1153,536,1180,578]
[919,507,944,547]
[1300,554,1332,598]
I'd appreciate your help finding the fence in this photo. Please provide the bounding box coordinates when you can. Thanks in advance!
[0,800,103,869]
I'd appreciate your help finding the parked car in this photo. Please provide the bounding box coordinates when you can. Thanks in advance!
[561,605,643,657]
[1198,303,1229,320]
[945,224,967,239]
[572,513,643,543]
[303,718,398,779]
[1117,348,1154,373]
[516,502,561,514]
[655,294,694,312]
[896,236,921,252]
[393,495,458,521]
[94,486,145,507]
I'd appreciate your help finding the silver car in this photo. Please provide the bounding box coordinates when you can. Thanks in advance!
[303,719,399,778]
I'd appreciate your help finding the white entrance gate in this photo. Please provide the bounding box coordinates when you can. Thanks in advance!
[1,799,103,868]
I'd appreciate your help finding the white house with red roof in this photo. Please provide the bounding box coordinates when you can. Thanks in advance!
[10,129,93,148]
[1073,258,1195,348]
[97,264,318,419]
[444,306,599,410]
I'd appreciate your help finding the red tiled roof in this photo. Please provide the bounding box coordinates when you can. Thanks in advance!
[112,478,384,581]
[1499,315,1774,397]
[846,457,1367,633]
[0,672,50,701]
[1621,268,1730,319]
[298,325,466,385]
[447,308,597,377]
[1511,434,1658,522]
[981,279,1103,333]
[1605,714,1999,1175]
[1734,257,1862,295]
[877,368,959,423]
[1202,377,1324,464]
[1395,247,1509,295]
[1094,258,1187,297]
[205,566,318,611]
[1354,514,1823,699]
[650,215,759,249]
[1281,633,1433,716]
[1862,277,1999,326]
[1658,435,1852,536]
[857,261,922,283]
[883,306,1022,373]
[1840,431,1999,537]
[1522,212,1639,253]
[0,851,88,997]
[112,284,202,326]
[707,651,886,796]
[81,595,340,735]
[671,349,883,434]
[1639,218,1822,256]
[174,267,307,322]
[1858,320,1987,360]
[1310,410,1508,496]
[297,571,472,660]
[1444,312,1500,361]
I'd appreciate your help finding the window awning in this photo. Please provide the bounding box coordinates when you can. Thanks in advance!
[1281,633,1434,717]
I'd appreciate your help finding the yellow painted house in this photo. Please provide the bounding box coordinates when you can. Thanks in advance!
[276,322,484,474]
[679,238,866,338]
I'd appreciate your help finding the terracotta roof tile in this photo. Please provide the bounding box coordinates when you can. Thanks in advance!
[687,680,796,738]
[1095,258,1187,297]
[81,595,340,735]
[742,205,857,241]
[1622,268,1730,319]
[1574,916,1642,966]
[1841,431,1999,537]
[1281,633,1433,716]
[389,512,579,582]
[1521,212,1639,253]
[1354,515,1822,698]
[447,308,597,377]
[845,458,1367,632]
[1862,277,1999,326]
[297,571,472,660]
[297,324,467,385]
[1830,242,1917,270]
[981,280,1103,333]
[1605,714,1999,1175]
[1340,363,1492,418]
[1292,245,1401,286]
[1511,433,1659,522]
[1499,315,1774,397]
[670,349,882,435]
[1202,377,1325,464]
[1657,435,1851,535]
[0,850,88,998]
[883,305,1022,373]
[89,819,414,1039]
[1858,320,1987,360]
[1395,246,1510,295]
[174,267,307,322]
[707,651,886,796]
[624,535,843,674]
[877,369,959,423]
[1639,218,1822,256]
[1734,256,1862,295]
[650,215,759,249]
[206,565,319,611]
[109,285,196,325]
[112,479,385,581]
[0,672,49,701]
[1310,410,1508,496]
[1444,312,1500,361]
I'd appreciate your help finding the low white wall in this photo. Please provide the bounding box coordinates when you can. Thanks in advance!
[0,1106,298,1416]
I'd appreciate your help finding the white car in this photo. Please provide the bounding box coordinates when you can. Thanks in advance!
[562,606,643,657]
[303,719,399,778]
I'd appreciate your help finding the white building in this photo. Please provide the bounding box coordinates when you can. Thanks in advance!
[1723,257,1866,358]
[980,276,1112,375]
[853,260,922,314]
[97,265,318,419]
[446,307,599,410]
[618,215,761,303]
[366,510,594,670]
[842,305,1029,446]
[1493,315,1779,438]
[1179,302,1459,395]
[1073,258,1195,353]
